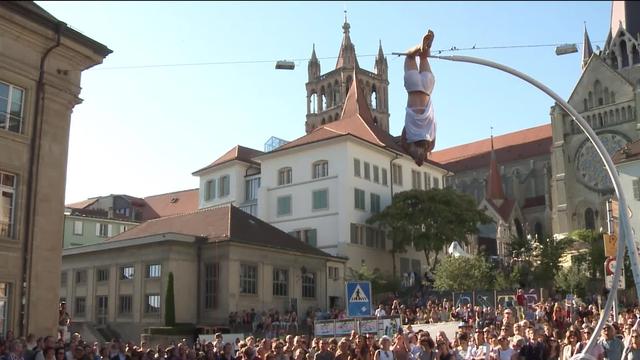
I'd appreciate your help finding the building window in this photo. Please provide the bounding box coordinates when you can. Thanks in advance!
[240,264,257,294]
[96,223,112,238]
[118,295,132,315]
[354,159,361,177]
[328,267,340,280]
[240,203,258,217]
[277,195,292,216]
[411,170,422,189]
[204,263,219,310]
[119,225,128,233]
[424,173,431,189]
[0,171,16,238]
[302,273,316,298]
[289,229,317,247]
[245,177,260,202]
[219,175,230,197]
[370,193,381,214]
[73,221,83,235]
[633,178,640,201]
[273,268,289,297]
[96,269,109,282]
[75,270,87,285]
[350,223,385,249]
[205,179,216,201]
[433,177,440,189]
[312,160,329,179]
[278,167,292,186]
[0,283,10,335]
[60,272,67,287]
[392,164,403,186]
[373,165,380,183]
[354,188,365,210]
[381,168,388,186]
[0,81,25,133]
[363,162,371,180]
[146,264,161,278]
[312,189,328,210]
[74,297,86,317]
[120,266,134,280]
[144,294,161,314]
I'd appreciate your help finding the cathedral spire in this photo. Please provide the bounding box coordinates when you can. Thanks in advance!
[308,43,320,80]
[486,134,505,203]
[582,23,593,70]
[335,11,359,69]
[375,39,388,77]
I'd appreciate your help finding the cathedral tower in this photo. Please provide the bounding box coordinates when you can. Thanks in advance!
[305,15,390,133]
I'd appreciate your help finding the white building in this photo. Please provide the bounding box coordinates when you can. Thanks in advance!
[613,140,640,242]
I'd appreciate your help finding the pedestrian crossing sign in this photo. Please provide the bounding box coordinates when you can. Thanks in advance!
[346,281,372,317]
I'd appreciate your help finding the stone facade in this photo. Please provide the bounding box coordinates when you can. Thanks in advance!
[550,3,640,235]
[0,2,110,336]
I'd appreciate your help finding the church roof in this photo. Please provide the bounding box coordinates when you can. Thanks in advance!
[486,137,505,201]
[335,16,359,69]
[192,145,263,175]
[582,25,594,70]
[430,124,551,172]
[485,198,516,222]
[108,204,335,259]
[268,70,443,168]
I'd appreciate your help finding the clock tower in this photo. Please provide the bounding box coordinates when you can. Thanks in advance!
[550,0,640,235]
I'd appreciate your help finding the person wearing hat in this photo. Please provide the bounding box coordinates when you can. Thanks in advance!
[598,324,623,360]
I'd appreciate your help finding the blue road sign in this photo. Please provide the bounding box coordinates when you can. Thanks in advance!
[346,281,372,317]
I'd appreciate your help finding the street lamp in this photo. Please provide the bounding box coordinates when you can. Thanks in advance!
[426,54,638,360]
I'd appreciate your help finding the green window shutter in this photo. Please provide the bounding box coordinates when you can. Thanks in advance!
[307,229,317,247]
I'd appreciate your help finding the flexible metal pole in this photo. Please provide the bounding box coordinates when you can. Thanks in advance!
[414,54,640,359]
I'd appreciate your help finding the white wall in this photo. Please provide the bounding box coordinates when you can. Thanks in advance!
[617,160,640,244]
[197,162,248,209]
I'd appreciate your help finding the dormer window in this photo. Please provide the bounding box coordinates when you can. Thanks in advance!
[278,167,292,186]
[312,160,328,179]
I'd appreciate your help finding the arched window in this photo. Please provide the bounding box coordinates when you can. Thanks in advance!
[583,99,588,112]
[594,80,603,106]
[622,107,627,121]
[373,117,378,126]
[620,40,630,67]
[598,113,603,128]
[278,167,292,186]
[534,222,543,241]
[333,80,340,105]
[611,92,615,103]
[616,108,620,123]
[371,85,378,110]
[585,208,595,230]
[604,87,610,104]
[309,93,317,114]
[312,160,328,179]
[603,112,608,127]
[514,218,524,240]
[588,91,593,108]
[321,118,326,125]
[320,88,327,112]
[326,83,333,108]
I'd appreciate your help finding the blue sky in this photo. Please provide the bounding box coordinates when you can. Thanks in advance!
[35,1,612,203]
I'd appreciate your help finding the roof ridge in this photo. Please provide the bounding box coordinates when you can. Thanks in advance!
[144,188,199,199]
[143,203,230,224]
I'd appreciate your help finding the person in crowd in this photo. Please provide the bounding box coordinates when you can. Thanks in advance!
[373,336,393,360]
[599,323,624,360]
[313,340,333,360]
[58,303,71,342]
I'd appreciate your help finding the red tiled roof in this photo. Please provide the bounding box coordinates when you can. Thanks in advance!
[141,188,200,221]
[109,205,333,258]
[270,70,444,169]
[613,139,640,165]
[66,198,98,209]
[430,124,552,165]
[486,198,516,222]
[523,195,546,209]
[193,145,263,175]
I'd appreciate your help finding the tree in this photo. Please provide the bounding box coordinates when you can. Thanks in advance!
[346,264,400,295]
[555,263,589,297]
[434,255,494,291]
[165,272,176,326]
[568,229,605,279]
[368,188,492,272]
[530,235,574,286]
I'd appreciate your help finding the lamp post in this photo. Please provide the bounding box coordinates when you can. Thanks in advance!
[426,54,639,359]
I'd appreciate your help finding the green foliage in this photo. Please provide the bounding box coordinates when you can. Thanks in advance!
[568,230,605,279]
[434,255,494,291]
[531,236,574,286]
[554,263,589,297]
[346,264,399,296]
[165,272,176,327]
[368,188,493,271]
[493,267,521,290]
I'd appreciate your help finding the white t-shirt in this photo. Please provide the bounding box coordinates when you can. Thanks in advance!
[496,348,513,360]
[376,308,387,317]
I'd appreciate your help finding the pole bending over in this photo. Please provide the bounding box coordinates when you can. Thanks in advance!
[401,30,436,166]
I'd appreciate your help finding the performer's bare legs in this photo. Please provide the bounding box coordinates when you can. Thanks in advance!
[401,30,436,167]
